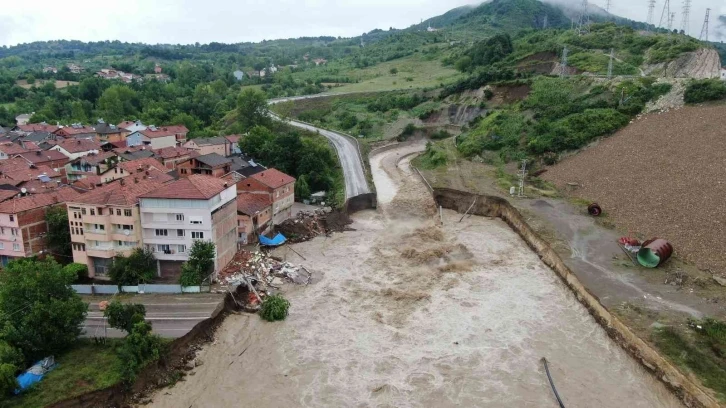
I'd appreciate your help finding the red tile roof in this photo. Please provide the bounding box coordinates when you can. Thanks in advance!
[140,125,189,139]
[225,135,241,144]
[250,168,295,189]
[70,177,168,206]
[237,193,271,216]
[0,143,28,155]
[139,174,230,200]
[0,188,19,202]
[78,151,116,166]
[54,138,102,154]
[17,124,60,133]
[117,157,165,173]
[0,157,61,182]
[0,187,81,214]
[16,150,69,165]
[153,146,192,160]
[55,125,95,135]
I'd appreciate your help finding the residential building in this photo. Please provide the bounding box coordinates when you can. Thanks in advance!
[15,150,70,170]
[176,153,232,178]
[0,157,62,185]
[139,175,238,280]
[54,124,96,139]
[0,142,29,160]
[67,177,169,278]
[106,157,169,184]
[313,58,328,66]
[154,64,162,74]
[67,63,83,74]
[117,120,147,134]
[227,155,266,177]
[182,136,230,156]
[50,138,102,160]
[233,168,295,225]
[233,70,244,81]
[225,135,241,155]
[153,146,195,169]
[115,147,155,161]
[127,125,188,149]
[236,193,272,245]
[65,151,118,182]
[94,120,129,143]
[0,187,81,265]
[14,123,59,134]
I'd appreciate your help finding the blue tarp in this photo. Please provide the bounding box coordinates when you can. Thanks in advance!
[259,233,286,247]
[15,356,56,394]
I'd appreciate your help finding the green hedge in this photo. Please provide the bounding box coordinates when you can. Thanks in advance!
[684,79,726,104]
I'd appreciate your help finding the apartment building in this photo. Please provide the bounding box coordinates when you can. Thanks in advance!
[234,168,295,225]
[139,175,237,280]
[66,177,168,278]
[0,187,81,265]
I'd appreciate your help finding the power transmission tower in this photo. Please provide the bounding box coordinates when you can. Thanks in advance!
[560,46,569,78]
[605,0,612,13]
[680,0,691,35]
[699,8,710,41]
[517,160,528,198]
[543,14,548,29]
[658,0,670,28]
[668,11,676,32]
[607,48,614,78]
[647,0,656,28]
[577,0,590,34]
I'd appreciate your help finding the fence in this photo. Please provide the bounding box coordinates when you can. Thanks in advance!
[71,284,209,295]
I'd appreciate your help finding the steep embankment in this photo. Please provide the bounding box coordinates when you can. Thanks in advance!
[542,105,726,275]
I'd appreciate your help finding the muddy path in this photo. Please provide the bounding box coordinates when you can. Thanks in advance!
[144,142,683,407]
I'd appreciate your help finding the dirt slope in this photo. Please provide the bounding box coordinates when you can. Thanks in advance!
[543,105,726,274]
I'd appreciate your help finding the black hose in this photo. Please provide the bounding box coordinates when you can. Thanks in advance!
[542,357,566,408]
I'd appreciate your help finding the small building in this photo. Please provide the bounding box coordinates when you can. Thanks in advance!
[154,63,162,74]
[94,120,129,143]
[15,150,70,170]
[127,125,189,149]
[153,146,195,169]
[139,175,238,280]
[117,120,147,134]
[233,70,244,81]
[43,67,58,74]
[14,123,59,134]
[183,136,230,157]
[225,135,242,155]
[233,168,295,225]
[236,193,272,245]
[177,153,232,178]
[65,151,118,182]
[67,63,83,74]
[50,138,102,160]
[0,157,62,184]
[0,187,81,265]
[54,124,96,139]
[0,142,29,160]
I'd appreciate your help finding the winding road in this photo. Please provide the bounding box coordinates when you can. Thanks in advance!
[269,97,370,199]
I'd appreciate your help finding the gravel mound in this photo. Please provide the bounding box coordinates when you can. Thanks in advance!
[543,105,726,273]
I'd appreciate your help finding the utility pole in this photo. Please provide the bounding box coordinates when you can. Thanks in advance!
[680,0,691,35]
[647,0,656,29]
[658,0,670,28]
[517,160,528,198]
[577,0,590,35]
[543,14,548,29]
[560,46,569,78]
[607,48,614,79]
[699,8,710,41]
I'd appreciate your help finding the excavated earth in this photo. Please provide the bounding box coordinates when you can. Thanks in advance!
[543,104,726,275]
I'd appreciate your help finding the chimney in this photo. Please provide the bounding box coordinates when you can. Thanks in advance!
[36,150,41,156]
[120,179,125,186]
[134,177,138,183]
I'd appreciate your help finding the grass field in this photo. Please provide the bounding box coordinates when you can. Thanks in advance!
[1,340,124,408]
[15,79,79,89]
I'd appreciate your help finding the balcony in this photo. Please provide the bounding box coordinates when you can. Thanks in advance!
[86,246,114,258]
[83,215,108,225]
[84,230,108,241]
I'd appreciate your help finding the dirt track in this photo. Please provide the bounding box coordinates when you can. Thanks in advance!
[144,142,682,408]
[543,104,726,274]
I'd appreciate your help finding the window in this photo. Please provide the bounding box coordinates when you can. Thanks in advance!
[155,229,168,236]
[116,209,121,216]
[177,229,184,237]
[0,243,4,249]
[90,209,95,216]
[123,225,133,231]
[176,214,184,221]
[178,245,186,253]
[81,208,86,215]
[118,240,123,246]
[13,243,19,251]
[190,216,203,225]
[157,244,170,253]
[11,229,17,236]
[97,207,103,215]
[9,215,13,222]
[124,209,132,217]
[0,228,3,234]
[191,231,204,239]
[94,224,105,231]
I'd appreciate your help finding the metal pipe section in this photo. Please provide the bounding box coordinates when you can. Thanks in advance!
[637,238,674,268]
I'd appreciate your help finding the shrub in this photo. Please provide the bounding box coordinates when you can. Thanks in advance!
[104,301,146,334]
[0,363,18,397]
[684,79,726,104]
[62,263,89,282]
[259,294,290,322]
[0,341,23,368]
[397,123,418,141]
[528,108,629,154]
[117,321,163,382]
[430,129,452,140]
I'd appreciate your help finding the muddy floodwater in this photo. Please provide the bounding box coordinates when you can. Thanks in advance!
[146,141,683,408]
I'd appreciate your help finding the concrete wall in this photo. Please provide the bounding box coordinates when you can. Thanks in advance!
[432,187,720,408]
[343,193,377,214]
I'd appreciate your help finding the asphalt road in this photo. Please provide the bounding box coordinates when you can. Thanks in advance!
[269,97,370,199]
[82,293,224,338]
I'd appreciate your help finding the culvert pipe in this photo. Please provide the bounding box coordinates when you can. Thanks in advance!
[637,238,673,268]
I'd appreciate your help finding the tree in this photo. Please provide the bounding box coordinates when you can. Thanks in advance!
[180,240,215,286]
[45,206,72,262]
[389,67,399,75]
[96,85,140,124]
[104,301,146,334]
[0,258,87,363]
[25,75,35,85]
[236,89,270,132]
[239,125,274,158]
[0,364,17,396]
[117,320,163,382]
[108,248,156,286]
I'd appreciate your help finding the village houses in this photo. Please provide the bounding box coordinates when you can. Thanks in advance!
[183,136,230,156]
[127,125,189,149]
[231,168,295,225]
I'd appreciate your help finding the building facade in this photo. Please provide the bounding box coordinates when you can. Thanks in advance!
[139,175,238,280]
[234,168,295,225]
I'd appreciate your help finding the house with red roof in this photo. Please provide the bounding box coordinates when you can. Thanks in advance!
[14,123,60,134]
[0,186,82,265]
[50,138,102,160]
[233,168,295,224]
[53,124,96,139]
[0,142,29,160]
[153,146,195,169]
[236,193,272,245]
[15,150,70,169]
[127,125,188,149]
[139,175,238,280]
[0,157,62,185]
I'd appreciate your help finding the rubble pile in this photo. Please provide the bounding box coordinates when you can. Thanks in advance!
[219,250,311,308]
[277,209,353,243]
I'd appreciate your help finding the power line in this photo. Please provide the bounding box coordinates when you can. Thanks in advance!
[680,0,691,35]
[699,8,710,41]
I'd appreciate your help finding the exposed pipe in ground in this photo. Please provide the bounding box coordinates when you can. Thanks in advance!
[542,357,566,408]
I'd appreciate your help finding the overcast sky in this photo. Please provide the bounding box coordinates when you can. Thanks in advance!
[0,0,723,47]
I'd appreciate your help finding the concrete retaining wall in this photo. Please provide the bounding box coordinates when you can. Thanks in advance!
[432,187,720,408]
[344,193,377,214]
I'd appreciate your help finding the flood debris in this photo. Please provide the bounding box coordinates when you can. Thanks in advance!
[587,203,602,216]
[276,209,354,243]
